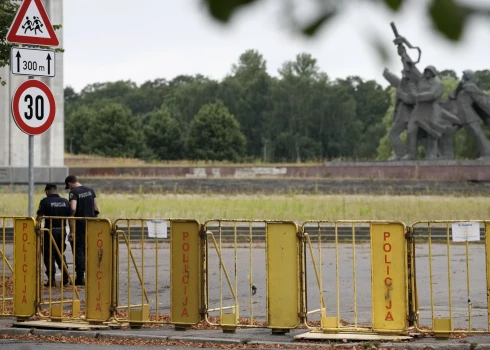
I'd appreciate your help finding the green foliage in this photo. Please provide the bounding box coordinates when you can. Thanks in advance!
[82,102,147,158]
[0,0,18,85]
[186,100,246,161]
[64,49,490,163]
[201,0,484,43]
[144,107,184,161]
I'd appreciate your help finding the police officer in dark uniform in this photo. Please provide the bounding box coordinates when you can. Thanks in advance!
[36,183,72,287]
[65,175,100,286]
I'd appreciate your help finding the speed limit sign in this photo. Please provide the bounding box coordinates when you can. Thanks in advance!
[11,79,56,135]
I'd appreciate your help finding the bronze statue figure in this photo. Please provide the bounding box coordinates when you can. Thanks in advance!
[440,70,490,160]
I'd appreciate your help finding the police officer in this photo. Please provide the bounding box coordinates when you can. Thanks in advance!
[65,175,100,286]
[36,183,72,287]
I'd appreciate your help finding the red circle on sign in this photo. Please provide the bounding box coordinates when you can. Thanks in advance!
[11,80,56,135]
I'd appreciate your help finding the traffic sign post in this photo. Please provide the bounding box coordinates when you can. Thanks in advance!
[7,0,59,217]
[11,47,55,77]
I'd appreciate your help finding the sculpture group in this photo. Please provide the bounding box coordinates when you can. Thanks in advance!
[383,23,490,161]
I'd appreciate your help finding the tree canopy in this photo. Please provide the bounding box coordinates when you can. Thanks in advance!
[62,49,490,162]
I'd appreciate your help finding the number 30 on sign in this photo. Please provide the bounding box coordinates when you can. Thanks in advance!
[11,79,56,135]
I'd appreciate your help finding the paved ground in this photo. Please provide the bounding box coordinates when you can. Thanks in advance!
[1,239,490,348]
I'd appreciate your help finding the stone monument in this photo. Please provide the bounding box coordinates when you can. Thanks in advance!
[383,22,461,161]
[440,70,490,160]
[0,0,67,184]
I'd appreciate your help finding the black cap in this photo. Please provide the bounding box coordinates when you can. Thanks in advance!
[64,175,77,189]
[44,183,57,191]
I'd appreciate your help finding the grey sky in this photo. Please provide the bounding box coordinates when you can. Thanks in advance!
[63,0,490,92]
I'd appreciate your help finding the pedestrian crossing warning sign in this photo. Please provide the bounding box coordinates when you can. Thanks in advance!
[6,0,59,47]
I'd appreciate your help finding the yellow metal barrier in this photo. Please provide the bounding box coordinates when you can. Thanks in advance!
[36,217,111,323]
[411,220,490,336]
[14,217,37,320]
[0,217,33,318]
[203,220,303,332]
[303,220,409,335]
[113,218,202,327]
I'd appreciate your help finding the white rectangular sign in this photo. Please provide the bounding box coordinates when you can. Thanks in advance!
[452,222,480,242]
[10,47,55,77]
[146,220,168,239]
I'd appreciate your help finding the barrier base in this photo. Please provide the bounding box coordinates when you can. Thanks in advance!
[13,320,110,330]
[294,332,412,341]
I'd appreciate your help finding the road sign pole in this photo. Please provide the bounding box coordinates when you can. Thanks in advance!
[28,134,34,216]
[28,68,34,217]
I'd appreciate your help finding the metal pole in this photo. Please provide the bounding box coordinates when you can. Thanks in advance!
[28,64,34,216]
[28,134,34,216]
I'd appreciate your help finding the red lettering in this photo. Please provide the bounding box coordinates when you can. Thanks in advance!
[385,311,394,321]
[183,253,188,263]
[24,254,26,262]
[22,233,28,241]
[182,274,188,284]
[182,242,189,252]
[383,243,391,253]
[22,295,27,304]
[22,243,27,252]
[95,303,101,312]
[181,308,188,317]
[97,239,103,248]
[22,264,27,273]
[183,231,189,240]
[98,281,101,290]
[96,292,101,301]
[23,223,27,230]
[384,255,391,264]
[384,231,390,241]
[386,265,390,275]
[385,277,392,287]
[184,285,187,295]
[24,275,26,283]
[96,271,102,280]
[184,264,188,273]
[182,296,188,306]
[386,300,392,309]
[22,284,26,293]
[98,230,103,237]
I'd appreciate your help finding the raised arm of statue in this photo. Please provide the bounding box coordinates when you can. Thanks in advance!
[383,68,400,87]
[416,82,444,102]
[397,90,416,104]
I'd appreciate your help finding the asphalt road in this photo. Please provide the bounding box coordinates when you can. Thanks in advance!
[1,240,486,331]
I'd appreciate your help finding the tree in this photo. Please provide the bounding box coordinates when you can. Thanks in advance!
[439,69,458,80]
[186,100,246,161]
[220,50,272,159]
[82,102,147,158]
[336,77,390,159]
[144,107,184,160]
[64,104,97,154]
[0,0,18,85]
[164,75,220,133]
[475,70,490,91]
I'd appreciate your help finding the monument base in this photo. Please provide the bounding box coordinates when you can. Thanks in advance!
[0,167,69,184]
[323,160,490,181]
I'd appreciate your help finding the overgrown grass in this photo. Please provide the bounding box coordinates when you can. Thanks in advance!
[1,193,489,224]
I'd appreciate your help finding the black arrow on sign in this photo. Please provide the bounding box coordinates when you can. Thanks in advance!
[46,54,52,75]
[16,51,21,73]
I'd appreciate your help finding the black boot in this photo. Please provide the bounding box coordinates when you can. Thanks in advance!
[75,274,85,286]
[44,277,56,287]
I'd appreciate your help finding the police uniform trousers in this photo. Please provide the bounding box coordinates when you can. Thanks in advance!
[43,227,67,279]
